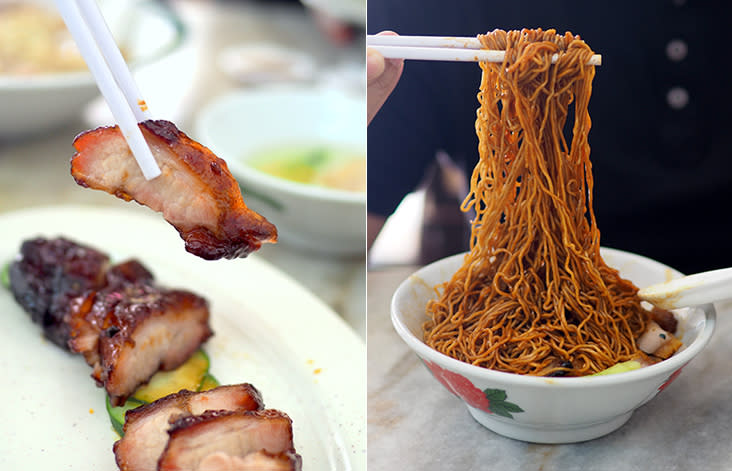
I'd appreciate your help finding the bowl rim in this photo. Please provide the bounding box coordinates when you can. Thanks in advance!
[0,0,186,89]
[196,86,366,205]
[391,248,717,389]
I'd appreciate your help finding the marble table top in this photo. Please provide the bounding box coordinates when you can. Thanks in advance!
[368,265,732,471]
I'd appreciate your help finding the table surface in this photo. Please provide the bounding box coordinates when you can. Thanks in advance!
[368,265,732,471]
[0,0,366,340]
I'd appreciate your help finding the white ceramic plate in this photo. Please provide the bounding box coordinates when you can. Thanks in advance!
[0,205,365,470]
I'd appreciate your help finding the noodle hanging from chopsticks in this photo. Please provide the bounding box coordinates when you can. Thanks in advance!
[423,29,649,377]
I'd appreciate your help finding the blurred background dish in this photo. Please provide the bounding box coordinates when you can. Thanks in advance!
[217,42,317,86]
[0,2,89,75]
[0,0,185,139]
[299,0,365,27]
[217,41,365,97]
[196,85,366,256]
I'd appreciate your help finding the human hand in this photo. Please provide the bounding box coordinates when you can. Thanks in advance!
[367,31,404,125]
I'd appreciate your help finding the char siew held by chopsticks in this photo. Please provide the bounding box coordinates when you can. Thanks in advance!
[366,34,602,66]
[55,0,161,180]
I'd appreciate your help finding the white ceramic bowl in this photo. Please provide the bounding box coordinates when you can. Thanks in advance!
[0,0,185,139]
[195,86,366,255]
[391,248,716,443]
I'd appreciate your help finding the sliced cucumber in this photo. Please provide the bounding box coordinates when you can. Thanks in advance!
[197,372,220,391]
[589,360,642,376]
[132,349,210,403]
[106,395,145,436]
[106,349,216,437]
[1,261,10,289]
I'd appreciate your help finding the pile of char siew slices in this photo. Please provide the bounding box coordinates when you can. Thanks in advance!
[6,237,300,471]
[4,120,302,469]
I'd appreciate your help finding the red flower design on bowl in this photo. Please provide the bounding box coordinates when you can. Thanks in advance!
[423,360,492,412]
[422,360,524,418]
[658,364,686,392]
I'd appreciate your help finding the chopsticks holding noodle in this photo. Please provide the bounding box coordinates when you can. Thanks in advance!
[366,34,603,66]
[55,0,161,180]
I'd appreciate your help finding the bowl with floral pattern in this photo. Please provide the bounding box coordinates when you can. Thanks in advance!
[390,248,716,443]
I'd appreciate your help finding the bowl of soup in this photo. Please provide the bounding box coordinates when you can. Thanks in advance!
[195,86,366,255]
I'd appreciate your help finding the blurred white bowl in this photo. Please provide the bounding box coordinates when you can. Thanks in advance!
[195,86,366,256]
[300,0,365,25]
[392,248,716,443]
[0,0,185,140]
[217,43,316,86]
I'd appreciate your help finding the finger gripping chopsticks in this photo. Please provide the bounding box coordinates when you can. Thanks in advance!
[56,0,161,180]
[366,34,602,66]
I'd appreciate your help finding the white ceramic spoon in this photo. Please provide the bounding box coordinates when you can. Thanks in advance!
[637,267,732,309]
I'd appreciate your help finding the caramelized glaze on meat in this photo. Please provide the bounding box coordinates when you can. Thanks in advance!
[8,237,109,348]
[9,237,213,406]
[114,384,264,471]
[67,264,212,406]
[70,120,277,260]
[158,409,299,471]
[649,306,678,333]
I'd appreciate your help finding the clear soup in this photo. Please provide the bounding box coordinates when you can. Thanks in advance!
[249,144,365,192]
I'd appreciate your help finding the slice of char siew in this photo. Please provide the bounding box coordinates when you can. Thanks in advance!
[114,384,266,471]
[157,409,301,471]
[7,237,212,406]
[70,119,277,260]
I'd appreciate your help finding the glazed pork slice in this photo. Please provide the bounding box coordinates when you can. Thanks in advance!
[8,237,109,349]
[197,450,302,471]
[8,237,213,405]
[70,119,277,260]
[114,384,263,471]
[157,409,299,471]
[67,272,213,406]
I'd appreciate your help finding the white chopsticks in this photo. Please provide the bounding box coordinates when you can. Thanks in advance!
[366,35,602,66]
[56,0,161,180]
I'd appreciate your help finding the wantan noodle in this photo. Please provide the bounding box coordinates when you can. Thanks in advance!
[423,29,649,377]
